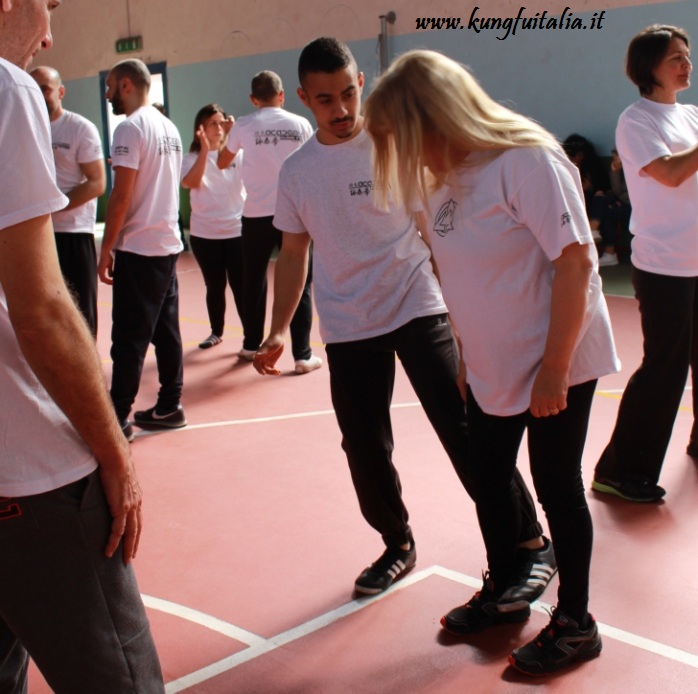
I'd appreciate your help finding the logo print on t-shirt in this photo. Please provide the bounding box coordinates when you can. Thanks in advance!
[561,211,572,227]
[254,129,303,146]
[434,199,457,237]
[349,180,373,197]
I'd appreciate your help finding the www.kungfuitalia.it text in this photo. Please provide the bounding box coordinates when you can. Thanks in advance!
[415,7,606,41]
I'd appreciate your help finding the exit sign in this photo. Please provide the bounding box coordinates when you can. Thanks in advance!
[115,36,142,53]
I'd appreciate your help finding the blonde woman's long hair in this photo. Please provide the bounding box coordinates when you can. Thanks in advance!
[364,50,559,210]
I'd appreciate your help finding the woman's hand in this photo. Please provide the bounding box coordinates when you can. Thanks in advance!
[530,365,568,418]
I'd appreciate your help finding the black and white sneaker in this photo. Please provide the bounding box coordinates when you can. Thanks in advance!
[121,419,135,443]
[509,608,602,675]
[354,541,416,595]
[441,573,531,635]
[199,333,222,349]
[498,537,557,608]
[133,404,187,430]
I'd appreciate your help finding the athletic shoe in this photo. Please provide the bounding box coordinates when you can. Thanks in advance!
[294,355,323,374]
[441,574,531,635]
[121,419,134,443]
[354,541,416,595]
[598,252,619,267]
[591,476,665,503]
[238,348,257,361]
[199,333,222,349]
[508,609,602,675]
[498,537,557,607]
[133,405,187,430]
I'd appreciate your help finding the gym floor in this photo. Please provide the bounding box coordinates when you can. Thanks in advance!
[29,251,698,693]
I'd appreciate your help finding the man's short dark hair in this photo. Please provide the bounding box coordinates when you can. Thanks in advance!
[251,71,283,102]
[298,37,356,86]
[626,24,689,96]
[111,59,151,91]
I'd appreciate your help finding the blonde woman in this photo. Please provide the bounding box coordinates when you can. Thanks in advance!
[365,50,619,675]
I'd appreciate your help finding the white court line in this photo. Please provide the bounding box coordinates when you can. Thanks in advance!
[160,565,698,693]
[162,566,433,693]
[134,385,695,438]
[141,595,265,647]
[135,402,422,437]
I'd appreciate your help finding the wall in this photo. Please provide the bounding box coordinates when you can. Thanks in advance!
[41,0,694,217]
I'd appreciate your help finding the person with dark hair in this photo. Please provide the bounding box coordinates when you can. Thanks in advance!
[217,71,321,373]
[182,104,245,349]
[562,134,630,267]
[594,24,698,502]
[0,3,164,691]
[255,37,557,601]
[365,48,618,675]
[99,58,186,438]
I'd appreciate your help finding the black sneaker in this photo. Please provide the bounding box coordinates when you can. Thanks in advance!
[498,537,557,607]
[198,333,222,349]
[441,574,531,635]
[121,419,134,443]
[354,541,416,595]
[509,608,602,675]
[133,405,187,430]
[591,476,665,503]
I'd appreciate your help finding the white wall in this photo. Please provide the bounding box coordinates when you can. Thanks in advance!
[45,0,695,160]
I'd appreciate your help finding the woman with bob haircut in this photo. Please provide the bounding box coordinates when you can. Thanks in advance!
[594,25,698,502]
[364,49,619,676]
[181,103,245,349]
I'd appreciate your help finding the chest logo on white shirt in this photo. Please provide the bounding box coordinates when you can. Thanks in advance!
[349,180,373,196]
[433,199,457,237]
[561,211,572,227]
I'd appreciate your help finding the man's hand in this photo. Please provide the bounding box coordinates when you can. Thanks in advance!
[254,335,285,375]
[98,250,114,285]
[99,454,143,564]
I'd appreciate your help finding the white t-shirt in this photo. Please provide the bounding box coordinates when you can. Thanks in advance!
[274,129,446,343]
[616,98,698,276]
[428,146,620,416]
[111,105,183,256]
[0,58,97,496]
[225,107,312,217]
[50,109,103,234]
[181,150,245,239]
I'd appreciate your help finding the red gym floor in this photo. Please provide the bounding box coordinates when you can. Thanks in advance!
[29,251,698,693]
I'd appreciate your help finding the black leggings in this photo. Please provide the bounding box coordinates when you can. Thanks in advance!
[468,380,597,622]
[189,235,243,337]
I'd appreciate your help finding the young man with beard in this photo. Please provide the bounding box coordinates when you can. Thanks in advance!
[99,58,186,439]
[31,64,105,336]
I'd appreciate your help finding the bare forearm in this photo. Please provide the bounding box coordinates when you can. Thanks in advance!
[62,179,105,211]
[181,149,208,189]
[541,250,592,374]
[268,250,308,338]
[644,144,698,187]
[102,193,129,256]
